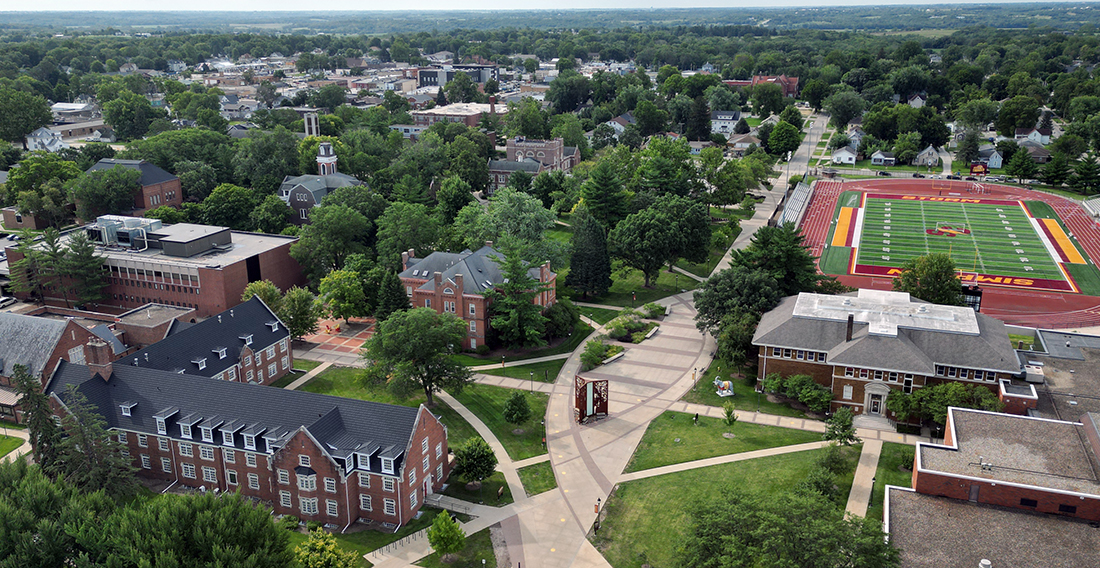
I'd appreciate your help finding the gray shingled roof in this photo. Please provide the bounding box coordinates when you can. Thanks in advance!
[754,294,1020,374]
[87,159,178,186]
[278,172,361,204]
[46,360,421,476]
[400,246,545,296]
[488,159,542,173]
[0,313,67,377]
[124,296,289,380]
[90,324,127,356]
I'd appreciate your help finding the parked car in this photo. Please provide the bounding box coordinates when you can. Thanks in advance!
[965,176,978,181]
[912,173,926,178]
[946,175,962,180]
[0,297,16,309]
[876,170,892,176]
[932,175,943,180]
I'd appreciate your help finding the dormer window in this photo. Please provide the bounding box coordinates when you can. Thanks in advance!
[200,426,214,442]
[213,348,227,360]
[240,334,253,346]
[181,424,192,439]
[222,431,234,446]
[381,457,394,474]
[244,434,256,450]
[119,401,136,417]
[266,321,279,332]
[357,452,370,470]
[193,357,207,370]
[155,418,166,435]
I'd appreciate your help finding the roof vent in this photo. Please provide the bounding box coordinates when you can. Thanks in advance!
[217,315,222,323]
[979,560,992,568]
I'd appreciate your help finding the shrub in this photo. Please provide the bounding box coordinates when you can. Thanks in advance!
[799,383,834,414]
[606,344,624,358]
[475,344,490,356]
[306,520,323,532]
[815,443,849,475]
[760,372,783,393]
[796,465,840,503]
[899,446,916,471]
[278,515,301,531]
[631,331,647,343]
[642,302,664,319]
[607,320,629,340]
[580,339,610,370]
[503,391,532,424]
[544,298,580,339]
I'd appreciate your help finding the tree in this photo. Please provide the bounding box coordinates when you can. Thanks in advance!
[722,400,738,433]
[680,489,900,568]
[609,207,677,287]
[362,308,472,406]
[730,224,828,297]
[320,269,369,324]
[824,408,861,445]
[65,231,108,307]
[0,86,51,149]
[454,437,498,485]
[956,98,999,131]
[823,91,865,129]
[374,269,409,322]
[175,160,219,201]
[1072,154,1100,195]
[250,194,293,234]
[1042,152,1072,187]
[733,117,750,134]
[54,385,138,499]
[312,83,348,111]
[14,364,63,474]
[751,83,784,117]
[887,382,1004,426]
[892,253,963,306]
[503,391,532,425]
[766,121,801,158]
[426,511,467,562]
[444,72,481,104]
[242,280,284,315]
[290,204,372,284]
[486,244,550,349]
[655,194,711,270]
[233,126,301,192]
[376,202,439,266]
[996,95,1041,138]
[634,99,668,136]
[295,528,359,568]
[954,130,980,166]
[694,266,781,334]
[447,135,489,193]
[565,213,613,298]
[71,165,142,220]
[435,175,474,224]
[580,160,631,229]
[778,105,803,130]
[801,79,829,111]
[102,89,166,140]
[1005,147,1038,182]
[282,286,324,340]
[200,183,260,230]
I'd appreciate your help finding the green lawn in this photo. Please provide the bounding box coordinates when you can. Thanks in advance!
[624,410,823,473]
[416,527,497,568]
[269,360,325,388]
[676,224,742,278]
[443,470,514,506]
[0,435,23,459]
[593,447,859,568]
[450,321,594,367]
[850,159,938,173]
[745,117,762,126]
[298,366,480,449]
[864,442,915,522]
[679,359,811,419]
[1008,332,1039,350]
[545,224,573,245]
[450,383,549,461]
[478,358,566,384]
[589,267,701,308]
[295,359,323,372]
[285,505,455,568]
[578,305,622,325]
[518,461,557,496]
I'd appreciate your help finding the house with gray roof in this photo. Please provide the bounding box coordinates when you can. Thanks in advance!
[753,289,1024,424]
[45,338,450,528]
[399,244,556,351]
[278,141,362,225]
[86,159,182,213]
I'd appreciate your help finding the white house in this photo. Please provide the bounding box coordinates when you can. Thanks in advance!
[908,94,926,109]
[832,146,858,165]
[710,110,741,135]
[871,150,896,166]
[977,145,1004,169]
[727,133,760,157]
[913,145,940,167]
[25,127,68,153]
[847,127,866,151]
[1014,128,1052,145]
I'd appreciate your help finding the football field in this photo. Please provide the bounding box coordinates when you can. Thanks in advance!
[827,193,1090,293]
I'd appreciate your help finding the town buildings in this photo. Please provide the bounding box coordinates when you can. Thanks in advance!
[398,244,556,351]
[410,100,506,129]
[488,137,579,193]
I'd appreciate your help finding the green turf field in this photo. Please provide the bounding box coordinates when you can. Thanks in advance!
[853,197,1065,281]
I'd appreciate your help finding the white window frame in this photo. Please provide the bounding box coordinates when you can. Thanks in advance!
[161,457,172,473]
[423,456,430,473]
[469,303,476,316]
[248,473,260,490]
[298,474,317,492]
[358,472,370,488]
[278,469,290,485]
[246,453,257,468]
[182,463,196,479]
[179,442,193,457]
[155,418,166,435]
[137,434,148,448]
[409,468,416,485]
[200,446,215,461]
[410,488,418,508]
[383,478,395,492]
[299,455,311,467]
[243,434,256,450]
[268,363,277,377]
[181,424,192,439]
[324,477,336,493]
[200,426,214,443]
[280,491,292,508]
[119,432,128,444]
[300,497,318,516]
[435,443,443,459]
[842,385,853,400]
[384,498,396,516]
[360,494,372,511]
[224,449,235,463]
[141,454,151,469]
[381,457,394,474]
[227,470,238,485]
[327,499,339,517]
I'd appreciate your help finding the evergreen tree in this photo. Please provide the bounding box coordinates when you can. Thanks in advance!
[435,88,448,107]
[503,391,532,424]
[733,117,750,134]
[954,130,980,165]
[65,232,108,308]
[580,159,630,229]
[1004,148,1037,183]
[565,213,613,298]
[40,228,72,308]
[13,364,63,475]
[1071,154,1100,195]
[374,269,410,322]
[1042,152,1072,187]
[686,96,712,141]
[485,244,549,349]
[55,385,138,499]
[8,230,46,301]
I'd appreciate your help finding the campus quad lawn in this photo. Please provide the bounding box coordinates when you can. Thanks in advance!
[624,410,824,472]
[865,442,916,522]
[679,358,811,419]
[294,359,323,372]
[576,305,622,326]
[269,359,325,388]
[450,321,594,367]
[416,527,497,568]
[478,358,566,384]
[442,470,514,506]
[676,224,742,278]
[597,267,702,308]
[450,383,549,461]
[518,461,557,496]
[298,366,479,448]
[284,505,457,568]
[594,446,860,568]
[0,435,22,459]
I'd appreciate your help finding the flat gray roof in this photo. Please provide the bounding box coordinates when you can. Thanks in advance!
[792,289,980,337]
[118,303,194,327]
[51,229,296,269]
[919,409,1100,495]
[152,223,228,244]
[1029,347,1100,420]
[886,488,1100,568]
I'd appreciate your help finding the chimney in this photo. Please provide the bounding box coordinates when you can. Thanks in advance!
[485,240,493,248]
[434,271,442,291]
[845,314,854,342]
[401,250,410,270]
[489,95,496,115]
[86,337,114,381]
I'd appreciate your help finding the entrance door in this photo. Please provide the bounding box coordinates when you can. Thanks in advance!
[424,474,433,496]
[869,394,882,415]
[586,382,595,416]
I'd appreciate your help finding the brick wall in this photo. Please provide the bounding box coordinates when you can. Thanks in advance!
[135,179,182,211]
[914,468,1100,521]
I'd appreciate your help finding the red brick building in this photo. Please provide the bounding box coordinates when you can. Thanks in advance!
[488,137,579,194]
[86,159,182,215]
[410,99,506,129]
[398,244,556,351]
[752,290,1024,422]
[47,339,451,528]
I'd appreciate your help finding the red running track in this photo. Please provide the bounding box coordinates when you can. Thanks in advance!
[799,179,1100,329]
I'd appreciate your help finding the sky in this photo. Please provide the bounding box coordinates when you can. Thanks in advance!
[17,0,1058,11]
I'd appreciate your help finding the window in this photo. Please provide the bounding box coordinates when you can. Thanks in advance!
[383,478,395,492]
[141,455,151,469]
[796,350,804,360]
[859,369,869,379]
[224,449,235,463]
[425,298,431,308]
[1020,498,1038,508]
[280,491,292,508]
[324,477,336,493]
[181,424,193,439]
[436,464,443,482]
[903,376,914,394]
[266,346,276,359]
[138,434,148,448]
[162,458,172,473]
[119,432,128,444]
[246,454,257,468]
[469,303,476,315]
[121,449,130,459]
[268,363,277,377]
[244,355,252,367]
[359,472,370,488]
[327,499,339,517]
[974,370,985,381]
[423,456,430,473]
[409,468,416,485]
[248,473,260,490]
[300,498,318,516]
[842,385,853,400]
[406,286,412,297]
[470,320,476,332]
[298,474,316,491]
[299,455,311,467]
[246,370,254,382]
[68,345,86,365]
[782,349,792,358]
[873,371,883,381]
[121,405,132,417]
[384,498,396,516]
[958,369,969,380]
[360,494,372,511]
[381,457,394,474]
[278,469,290,485]
[436,443,443,459]
[200,446,214,461]
[227,470,238,485]
[410,489,418,508]
[182,463,196,478]
[470,338,477,350]
[817,352,827,362]
[845,368,854,378]
[179,443,193,457]
[244,434,256,451]
[201,427,214,443]
[936,365,946,376]
[281,356,289,370]
[948,367,957,378]
[227,367,236,381]
[281,338,288,352]
[222,430,235,446]
[1059,504,1078,514]
[889,372,898,382]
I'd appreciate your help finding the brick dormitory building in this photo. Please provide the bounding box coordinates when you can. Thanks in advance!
[45,336,451,528]
[752,289,1032,422]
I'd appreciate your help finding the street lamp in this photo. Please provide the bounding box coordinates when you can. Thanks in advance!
[631,291,636,308]
[530,371,534,392]
[869,476,877,507]
[596,497,601,513]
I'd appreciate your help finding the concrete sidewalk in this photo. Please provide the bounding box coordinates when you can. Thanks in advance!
[469,352,572,372]
[573,301,625,311]
[845,439,884,518]
[619,441,831,482]
[2,428,30,464]
[282,361,333,391]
